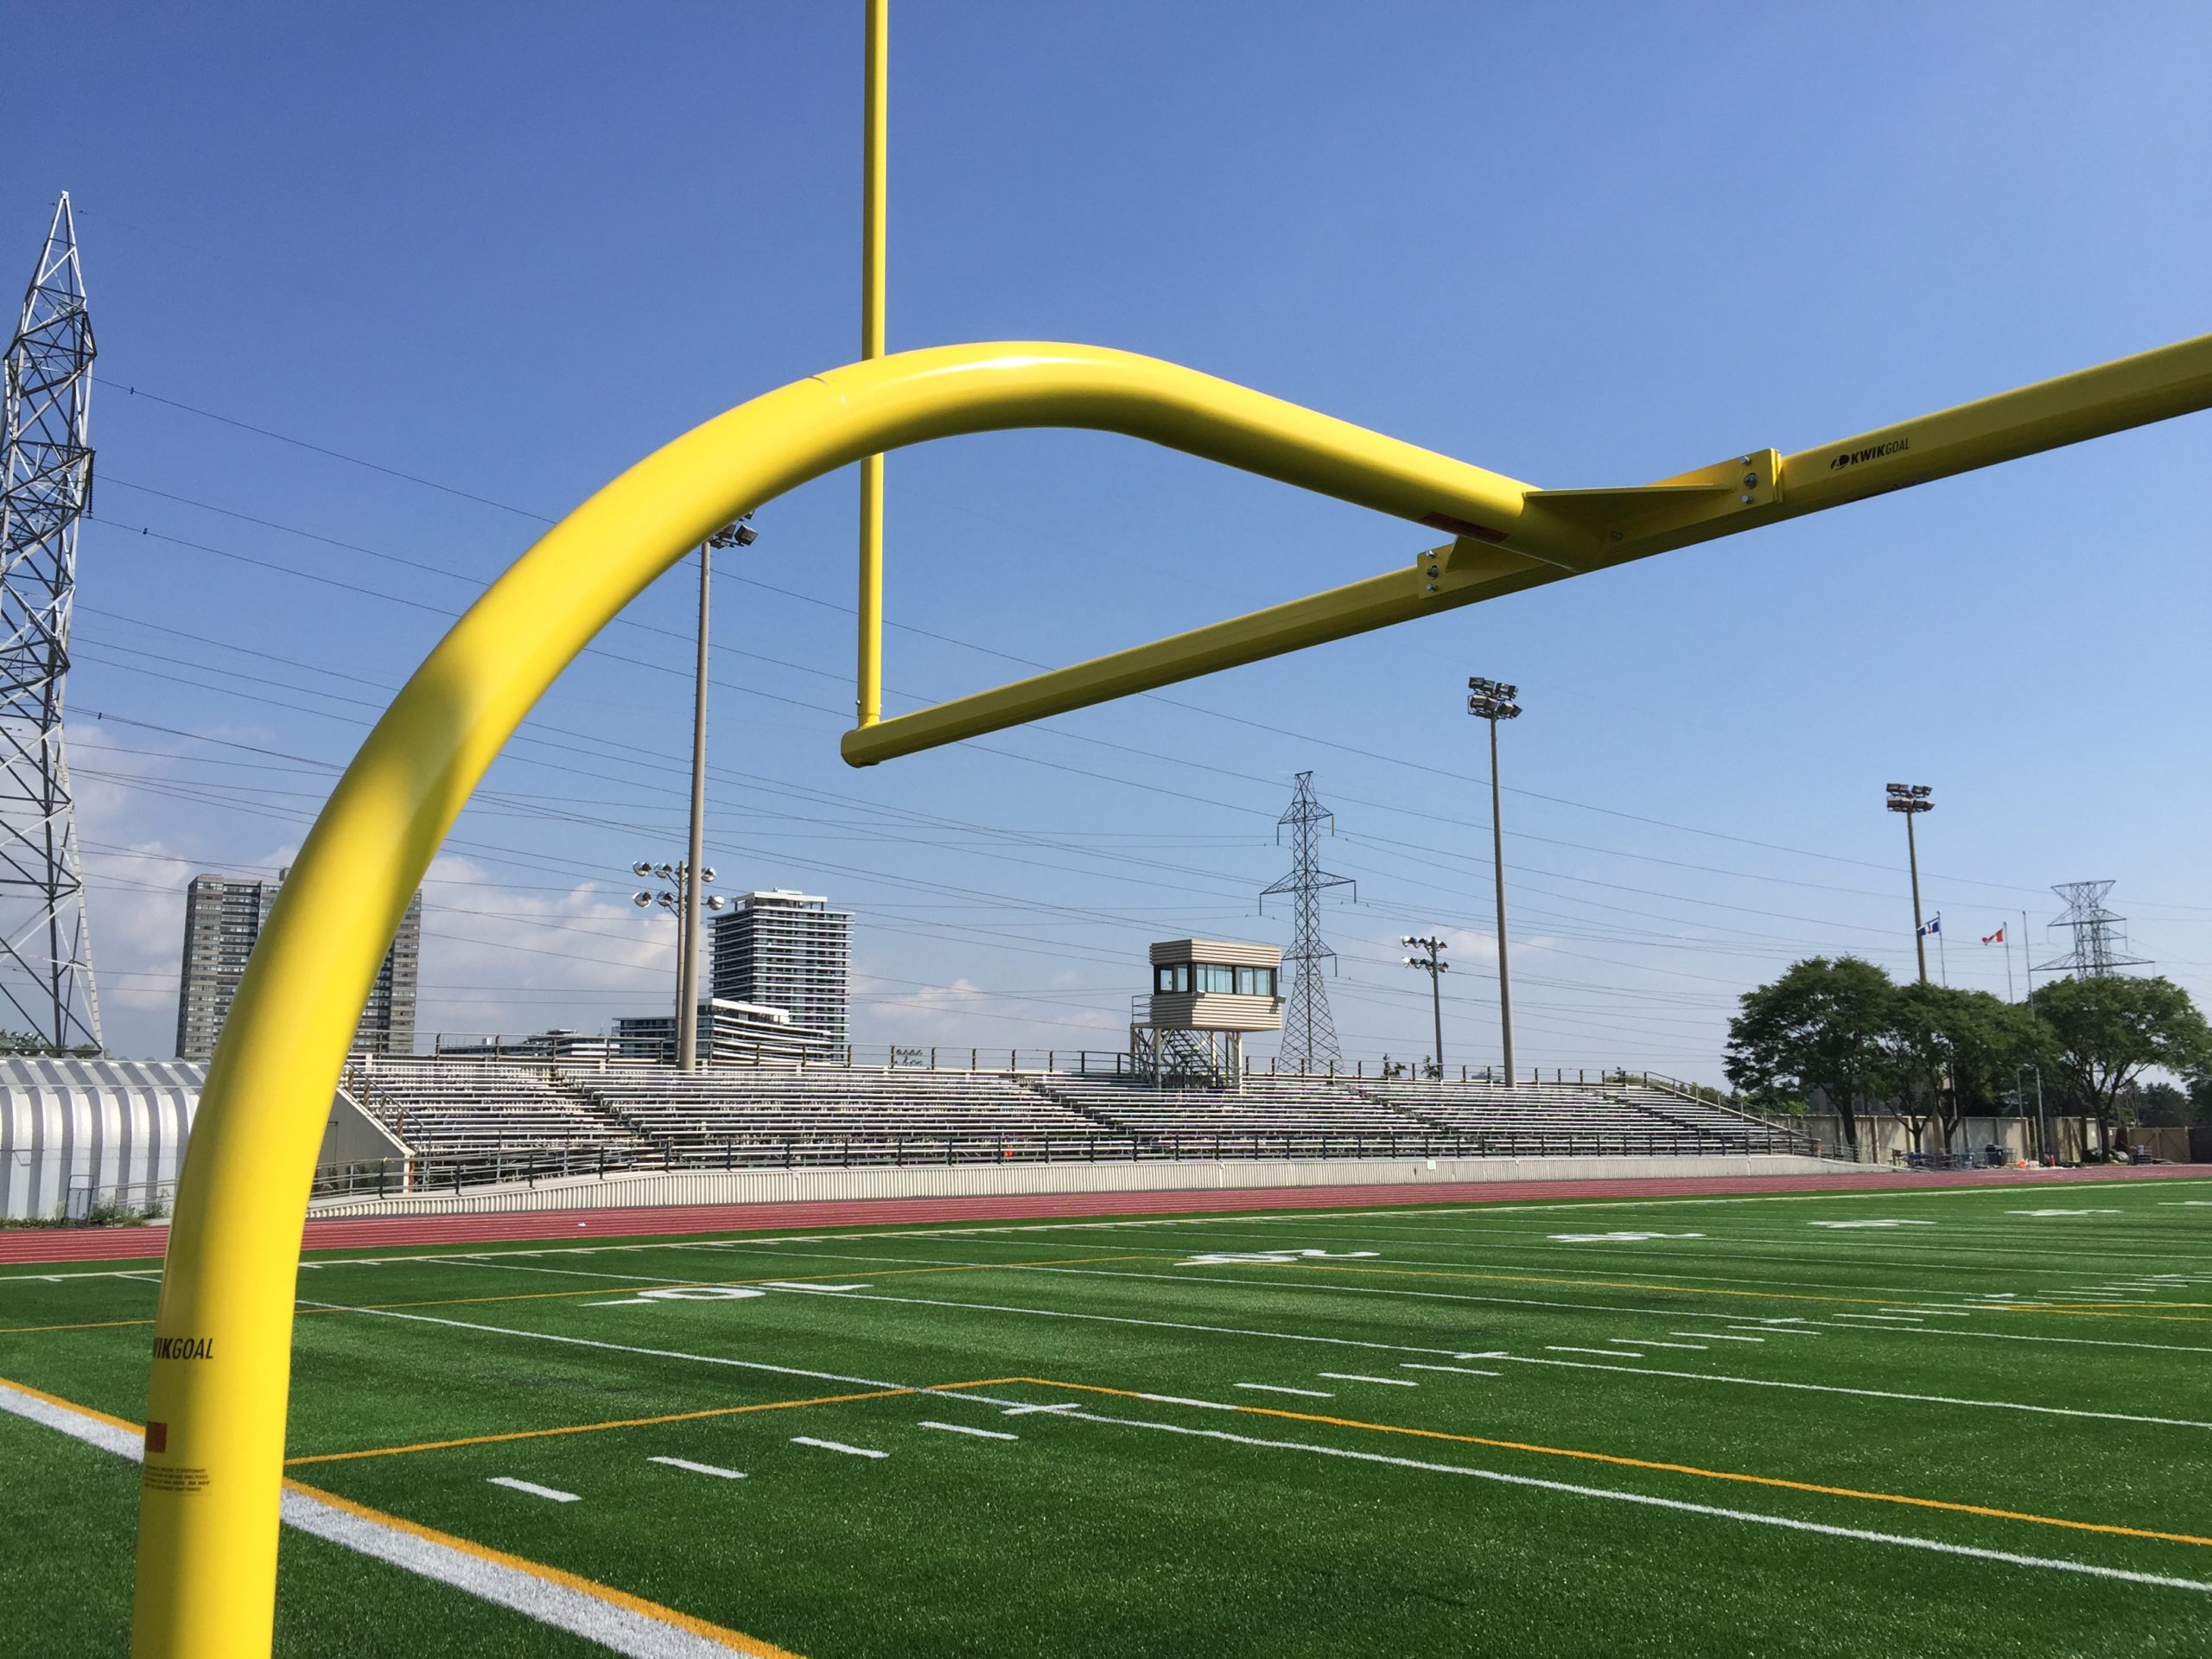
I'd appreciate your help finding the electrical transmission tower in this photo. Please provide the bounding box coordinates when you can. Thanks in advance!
[0,194,100,1052]
[2037,880,2148,981]
[1261,771,1353,1072]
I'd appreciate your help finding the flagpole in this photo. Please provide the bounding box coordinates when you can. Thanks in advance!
[2004,933,2014,1001]
[1936,916,1948,985]
[2021,908,2034,1000]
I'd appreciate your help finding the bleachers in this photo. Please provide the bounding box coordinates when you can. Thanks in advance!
[332,1058,1802,1187]
[347,1058,639,1166]
[1039,1073,1430,1147]
[573,1065,1133,1165]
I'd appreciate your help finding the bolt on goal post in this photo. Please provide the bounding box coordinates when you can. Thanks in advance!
[131,329,2212,1656]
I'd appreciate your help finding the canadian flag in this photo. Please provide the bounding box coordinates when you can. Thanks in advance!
[1981,925,2005,945]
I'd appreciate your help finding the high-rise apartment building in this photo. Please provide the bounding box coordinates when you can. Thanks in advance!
[175,872,421,1060]
[710,890,851,1056]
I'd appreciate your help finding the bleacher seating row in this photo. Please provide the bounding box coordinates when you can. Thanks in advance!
[336,1058,1793,1178]
[573,1066,1137,1164]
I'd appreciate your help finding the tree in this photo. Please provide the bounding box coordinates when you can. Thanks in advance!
[2133,1081,2191,1127]
[2028,976,2212,1157]
[1726,957,1897,1151]
[1883,984,2052,1153]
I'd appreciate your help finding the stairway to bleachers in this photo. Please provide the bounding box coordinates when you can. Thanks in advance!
[346,1058,645,1177]
[571,1065,1138,1166]
[1355,1077,1803,1153]
[1611,1082,1787,1141]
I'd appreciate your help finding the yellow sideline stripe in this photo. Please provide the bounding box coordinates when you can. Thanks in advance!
[0,1370,142,1432]
[994,1376,2212,1550]
[283,1478,804,1656]
[0,1315,160,1334]
[4,1370,804,1656]
[285,1375,1021,1466]
[284,1388,914,1465]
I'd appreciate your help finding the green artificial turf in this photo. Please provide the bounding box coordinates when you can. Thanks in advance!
[4,1179,2210,1656]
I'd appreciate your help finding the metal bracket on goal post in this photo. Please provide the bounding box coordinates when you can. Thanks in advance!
[130,327,2212,1657]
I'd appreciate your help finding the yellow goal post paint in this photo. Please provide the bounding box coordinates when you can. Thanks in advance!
[130,328,2212,1656]
[129,340,1550,1657]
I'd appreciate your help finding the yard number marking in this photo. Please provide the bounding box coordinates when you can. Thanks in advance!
[588,1286,768,1308]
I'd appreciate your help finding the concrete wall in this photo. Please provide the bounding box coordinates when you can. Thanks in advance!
[1778,1113,2198,1165]
[306,1150,1850,1219]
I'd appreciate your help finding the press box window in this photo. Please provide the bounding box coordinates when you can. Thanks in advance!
[1234,966,1277,996]
[1154,963,1192,994]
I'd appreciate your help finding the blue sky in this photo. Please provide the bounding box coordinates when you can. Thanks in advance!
[9,3,2210,1074]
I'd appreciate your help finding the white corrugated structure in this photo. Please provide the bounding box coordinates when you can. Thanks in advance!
[0,1058,202,1220]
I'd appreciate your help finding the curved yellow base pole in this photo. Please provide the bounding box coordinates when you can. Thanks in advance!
[127,341,1535,1656]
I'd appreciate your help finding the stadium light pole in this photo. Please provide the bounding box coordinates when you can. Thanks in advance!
[1469,677,1521,1084]
[667,518,755,1071]
[1885,782,1934,984]
[1402,934,1448,1077]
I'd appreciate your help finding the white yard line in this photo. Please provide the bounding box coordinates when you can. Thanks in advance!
[1058,1404,2212,1595]
[790,1437,886,1459]
[918,1421,1019,1440]
[1678,1332,1763,1343]
[1400,1364,1501,1377]
[488,1477,580,1503]
[295,1300,907,1391]
[1235,1383,1335,1397]
[1634,1341,1709,1351]
[0,1379,782,1657]
[1318,1372,1419,1387]
[1547,1347,1642,1358]
[648,1456,747,1480]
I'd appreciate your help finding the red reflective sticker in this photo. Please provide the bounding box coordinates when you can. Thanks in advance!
[145,1421,168,1455]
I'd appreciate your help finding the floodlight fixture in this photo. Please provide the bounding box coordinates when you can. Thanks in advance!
[632,861,652,877]
[632,891,652,907]
[1885,782,1933,814]
[1466,677,1522,721]
[709,514,758,550]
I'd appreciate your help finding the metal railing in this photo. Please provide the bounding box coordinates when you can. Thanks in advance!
[302,1124,1810,1200]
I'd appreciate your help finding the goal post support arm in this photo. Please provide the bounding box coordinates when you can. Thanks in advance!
[842,327,2212,765]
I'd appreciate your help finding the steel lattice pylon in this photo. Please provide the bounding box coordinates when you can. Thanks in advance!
[1261,771,1352,1071]
[2037,880,2148,980]
[0,194,100,1052]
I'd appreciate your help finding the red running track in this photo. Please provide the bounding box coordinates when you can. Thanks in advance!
[3,1163,2201,1265]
